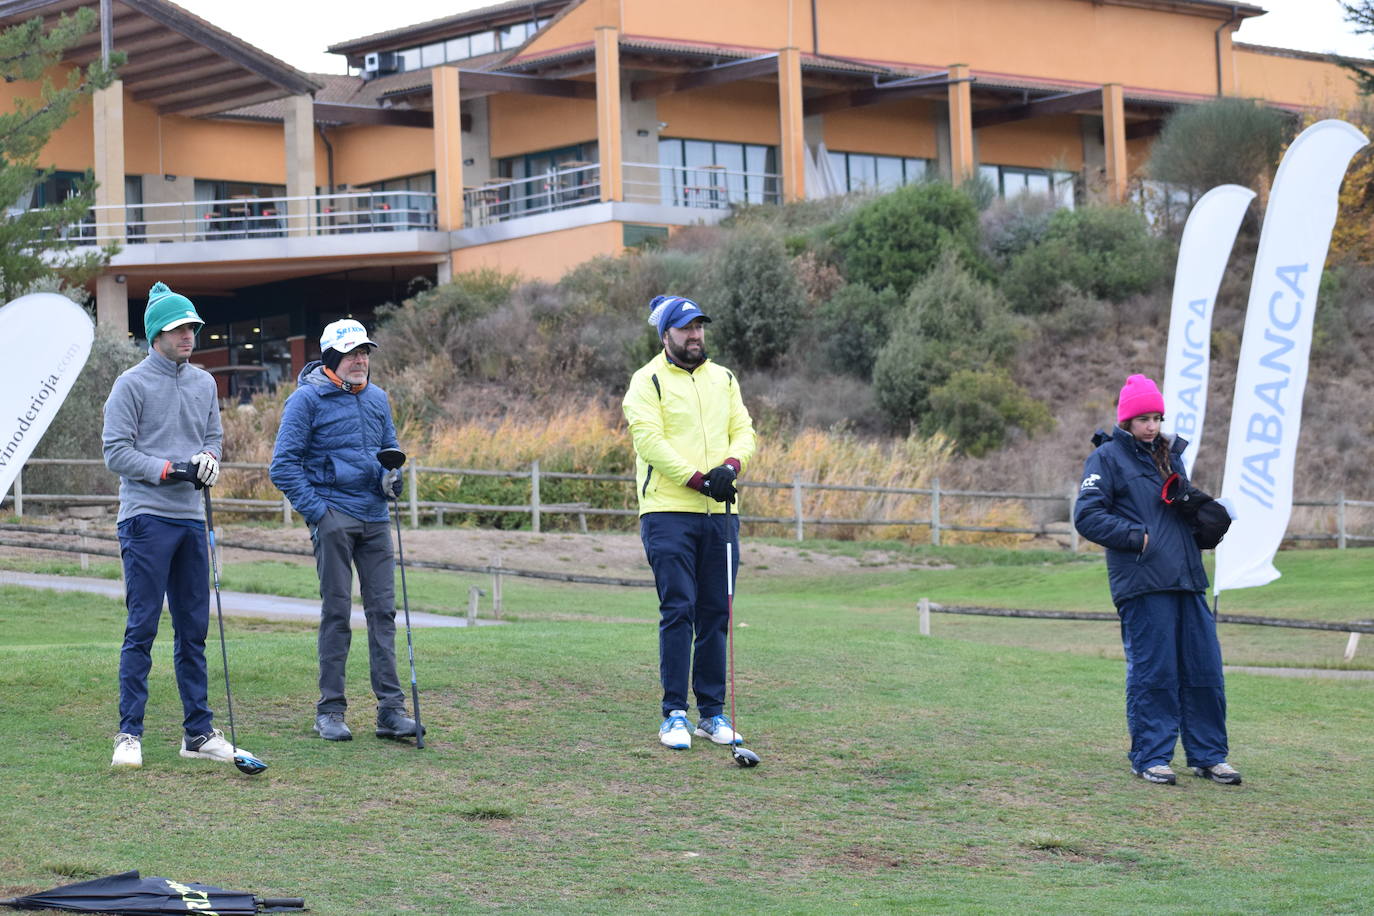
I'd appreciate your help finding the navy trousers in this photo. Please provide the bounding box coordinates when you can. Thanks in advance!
[1119,590,1228,771]
[116,514,214,738]
[640,511,739,719]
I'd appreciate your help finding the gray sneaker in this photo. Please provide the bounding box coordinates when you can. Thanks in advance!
[1133,764,1177,785]
[1193,762,1242,785]
[314,713,352,741]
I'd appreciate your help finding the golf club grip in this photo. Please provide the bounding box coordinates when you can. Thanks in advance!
[257,898,306,909]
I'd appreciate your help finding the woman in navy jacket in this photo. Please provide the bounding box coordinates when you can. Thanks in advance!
[1074,374,1242,787]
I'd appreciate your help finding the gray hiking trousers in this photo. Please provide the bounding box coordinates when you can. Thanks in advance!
[310,507,405,713]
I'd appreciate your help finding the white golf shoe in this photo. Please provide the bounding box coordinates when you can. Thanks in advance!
[659,710,692,750]
[694,714,743,745]
[111,733,142,768]
[179,728,252,763]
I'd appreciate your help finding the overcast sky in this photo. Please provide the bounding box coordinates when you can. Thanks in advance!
[169,0,1372,75]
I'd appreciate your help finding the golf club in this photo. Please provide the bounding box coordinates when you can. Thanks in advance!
[202,488,268,776]
[724,499,760,768]
[377,447,424,749]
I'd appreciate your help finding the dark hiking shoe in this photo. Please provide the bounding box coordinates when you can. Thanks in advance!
[314,713,352,741]
[1193,762,1242,785]
[376,707,424,739]
[1132,764,1177,785]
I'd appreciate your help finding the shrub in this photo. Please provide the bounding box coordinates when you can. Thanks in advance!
[924,368,1054,457]
[1001,205,1169,314]
[872,248,1020,430]
[706,230,804,370]
[833,181,984,294]
[980,192,1059,269]
[818,282,904,379]
[1146,97,1293,198]
[373,268,517,372]
[27,324,145,497]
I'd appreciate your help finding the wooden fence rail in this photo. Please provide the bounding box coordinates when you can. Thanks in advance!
[5,458,1372,550]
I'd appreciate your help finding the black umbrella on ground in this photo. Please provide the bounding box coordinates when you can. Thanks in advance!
[0,871,304,914]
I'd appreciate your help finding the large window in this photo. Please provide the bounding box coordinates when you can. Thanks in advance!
[199,313,293,402]
[979,164,1076,208]
[359,172,437,228]
[656,138,779,207]
[825,151,929,193]
[371,17,552,74]
[496,144,599,215]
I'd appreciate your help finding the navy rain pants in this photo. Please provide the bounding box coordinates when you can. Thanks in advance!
[1119,589,1229,771]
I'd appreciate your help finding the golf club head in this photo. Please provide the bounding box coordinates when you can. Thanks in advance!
[732,746,761,768]
[234,752,268,776]
[377,448,407,470]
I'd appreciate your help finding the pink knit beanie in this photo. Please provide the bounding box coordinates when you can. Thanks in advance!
[1117,374,1165,423]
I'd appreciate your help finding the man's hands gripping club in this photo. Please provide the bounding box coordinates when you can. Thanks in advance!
[166,452,219,488]
[700,463,737,504]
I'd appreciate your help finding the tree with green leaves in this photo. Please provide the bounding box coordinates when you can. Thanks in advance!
[0,7,120,300]
[1341,3,1374,94]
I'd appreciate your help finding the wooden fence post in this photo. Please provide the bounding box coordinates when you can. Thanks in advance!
[1337,492,1347,550]
[408,462,419,529]
[930,477,940,547]
[793,475,805,542]
[13,468,22,520]
[467,586,483,625]
[282,493,292,525]
[531,460,542,534]
[1068,486,1079,552]
[491,556,503,619]
[918,597,930,636]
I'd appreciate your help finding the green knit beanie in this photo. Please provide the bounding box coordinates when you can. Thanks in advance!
[143,281,204,343]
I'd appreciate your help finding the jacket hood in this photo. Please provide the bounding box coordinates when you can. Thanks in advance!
[298,360,328,387]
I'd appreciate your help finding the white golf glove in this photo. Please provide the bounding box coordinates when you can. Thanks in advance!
[190,451,220,487]
[380,467,403,499]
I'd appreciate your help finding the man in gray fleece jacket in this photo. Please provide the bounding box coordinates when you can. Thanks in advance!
[101,281,255,770]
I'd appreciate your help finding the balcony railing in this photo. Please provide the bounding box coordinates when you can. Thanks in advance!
[52,190,438,245]
[623,161,781,209]
[463,163,601,227]
[460,161,782,228]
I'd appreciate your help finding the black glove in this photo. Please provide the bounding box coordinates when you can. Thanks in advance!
[703,464,737,504]
[1161,473,1231,549]
[167,460,206,489]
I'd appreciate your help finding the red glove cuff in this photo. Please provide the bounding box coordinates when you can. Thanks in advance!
[723,458,741,475]
[686,471,706,492]
[160,461,172,480]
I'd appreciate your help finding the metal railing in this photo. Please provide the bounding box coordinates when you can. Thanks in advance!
[6,458,1373,550]
[463,163,601,227]
[51,190,438,244]
[623,161,781,209]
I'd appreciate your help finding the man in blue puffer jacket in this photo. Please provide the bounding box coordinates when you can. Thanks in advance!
[269,319,421,743]
[1075,373,1240,787]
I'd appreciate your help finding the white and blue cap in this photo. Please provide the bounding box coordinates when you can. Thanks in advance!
[320,318,379,354]
[647,295,710,337]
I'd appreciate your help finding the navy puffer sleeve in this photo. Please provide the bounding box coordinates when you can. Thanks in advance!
[270,387,327,525]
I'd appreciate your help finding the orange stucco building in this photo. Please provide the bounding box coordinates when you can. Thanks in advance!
[3,0,1367,398]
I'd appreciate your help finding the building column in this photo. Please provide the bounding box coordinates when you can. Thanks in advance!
[283,94,316,236]
[92,81,125,247]
[95,273,128,332]
[92,80,126,331]
[595,24,623,202]
[1102,83,1128,201]
[778,47,805,203]
[946,64,974,184]
[432,66,465,231]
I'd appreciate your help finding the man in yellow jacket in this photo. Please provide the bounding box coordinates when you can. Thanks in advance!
[623,295,757,750]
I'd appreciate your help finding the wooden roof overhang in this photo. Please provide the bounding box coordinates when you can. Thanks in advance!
[0,0,319,117]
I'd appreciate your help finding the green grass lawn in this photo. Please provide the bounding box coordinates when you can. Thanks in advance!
[1,546,1372,913]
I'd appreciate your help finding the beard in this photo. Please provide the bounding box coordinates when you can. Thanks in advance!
[665,336,707,369]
